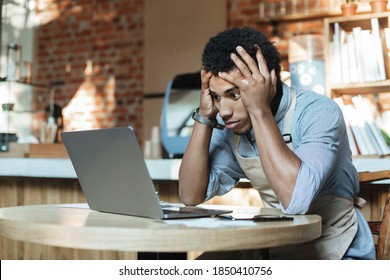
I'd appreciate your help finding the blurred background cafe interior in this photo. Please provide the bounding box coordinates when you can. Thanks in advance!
[0,0,390,259]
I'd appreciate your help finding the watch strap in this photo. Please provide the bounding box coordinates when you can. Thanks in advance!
[192,108,225,130]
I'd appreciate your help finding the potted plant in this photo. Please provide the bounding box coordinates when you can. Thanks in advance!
[341,0,359,16]
[369,0,388,13]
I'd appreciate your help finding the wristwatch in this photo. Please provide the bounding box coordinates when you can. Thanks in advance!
[192,107,225,130]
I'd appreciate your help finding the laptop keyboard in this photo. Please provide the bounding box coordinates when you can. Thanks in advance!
[159,201,181,208]
[159,201,230,216]
[162,207,221,215]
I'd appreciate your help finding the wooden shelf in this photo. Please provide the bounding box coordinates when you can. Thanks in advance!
[324,11,390,24]
[257,11,342,24]
[256,11,379,26]
[330,79,390,97]
[257,10,346,36]
[324,12,390,41]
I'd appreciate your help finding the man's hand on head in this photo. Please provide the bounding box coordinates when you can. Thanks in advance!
[199,70,218,120]
[218,45,276,115]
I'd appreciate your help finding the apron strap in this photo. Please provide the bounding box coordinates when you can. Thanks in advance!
[353,197,367,209]
[283,88,296,150]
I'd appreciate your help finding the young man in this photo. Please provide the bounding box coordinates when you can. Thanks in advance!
[178,27,375,259]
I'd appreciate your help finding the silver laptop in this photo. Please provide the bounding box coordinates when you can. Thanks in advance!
[61,126,231,219]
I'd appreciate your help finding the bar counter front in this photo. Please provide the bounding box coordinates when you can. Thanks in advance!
[0,155,389,259]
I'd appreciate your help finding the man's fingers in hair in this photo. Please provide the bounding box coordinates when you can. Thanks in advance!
[254,44,270,80]
[235,46,259,78]
[229,52,252,79]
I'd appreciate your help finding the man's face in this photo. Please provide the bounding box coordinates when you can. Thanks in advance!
[209,68,252,135]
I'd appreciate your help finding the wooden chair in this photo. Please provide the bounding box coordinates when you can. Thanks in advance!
[358,170,390,260]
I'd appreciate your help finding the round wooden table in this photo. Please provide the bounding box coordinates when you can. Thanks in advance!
[0,203,321,252]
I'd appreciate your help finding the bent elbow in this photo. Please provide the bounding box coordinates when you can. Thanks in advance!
[178,188,205,206]
[180,197,202,206]
[179,195,204,206]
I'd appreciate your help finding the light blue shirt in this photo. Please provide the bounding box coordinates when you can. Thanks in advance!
[206,83,375,259]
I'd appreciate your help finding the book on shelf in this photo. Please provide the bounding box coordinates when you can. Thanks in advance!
[334,97,360,156]
[371,18,386,81]
[385,28,390,50]
[330,22,343,85]
[334,96,390,156]
[331,18,388,85]
[351,96,390,156]
[360,30,380,82]
[341,38,350,84]
[352,27,366,83]
[346,104,377,156]
[346,34,359,83]
[346,124,359,156]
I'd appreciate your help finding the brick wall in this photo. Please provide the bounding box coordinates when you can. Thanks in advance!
[33,0,144,141]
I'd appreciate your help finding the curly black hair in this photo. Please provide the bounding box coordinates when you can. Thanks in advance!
[202,27,281,79]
